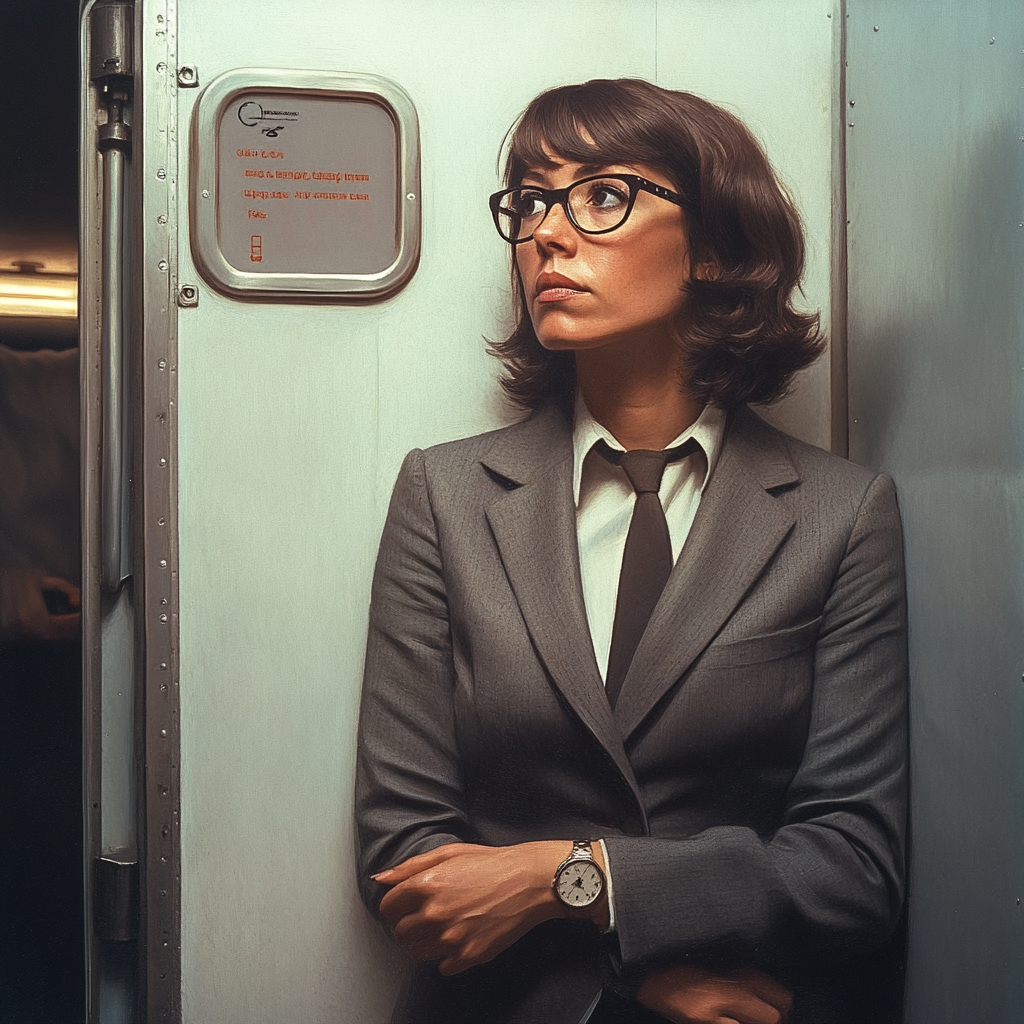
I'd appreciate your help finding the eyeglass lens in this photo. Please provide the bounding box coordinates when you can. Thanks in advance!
[497,177,634,242]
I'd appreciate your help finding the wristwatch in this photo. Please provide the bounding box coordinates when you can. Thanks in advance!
[552,840,605,909]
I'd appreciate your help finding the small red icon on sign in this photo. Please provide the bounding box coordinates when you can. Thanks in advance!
[250,235,263,262]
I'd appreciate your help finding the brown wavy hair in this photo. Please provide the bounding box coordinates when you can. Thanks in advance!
[490,79,824,411]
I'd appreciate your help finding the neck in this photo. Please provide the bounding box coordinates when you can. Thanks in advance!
[575,337,702,450]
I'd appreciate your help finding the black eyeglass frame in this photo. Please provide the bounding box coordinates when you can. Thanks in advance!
[488,173,686,245]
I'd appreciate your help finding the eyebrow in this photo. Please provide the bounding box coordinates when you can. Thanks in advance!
[520,162,640,184]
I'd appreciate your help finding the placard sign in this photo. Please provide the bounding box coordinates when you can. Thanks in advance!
[190,70,420,299]
[220,94,397,275]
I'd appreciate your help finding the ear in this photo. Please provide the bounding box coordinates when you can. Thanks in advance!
[692,260,719,282]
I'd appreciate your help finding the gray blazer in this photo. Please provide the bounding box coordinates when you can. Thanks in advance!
[355,403,908,1024]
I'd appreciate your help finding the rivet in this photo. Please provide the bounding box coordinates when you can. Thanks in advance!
[156,168,166,180]
[160,683,168,692]
[848,122,855,128]
[989,37,995,45]
[158,259,168,272]
[202,189,211,199]
[160,559,167,567]
[159,613,168,623]
[158,517,167,526]
[161,598,168,605]
[158,359,167,369]
[873,24,879,32]
[848,99,855,107]
[161,729,168,737]
[157,214,168,224]
[406,192,416,201]
[159,457,167,466]
[156,62,166,74]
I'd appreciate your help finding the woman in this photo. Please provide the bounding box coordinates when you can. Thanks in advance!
[356,79,907,1024]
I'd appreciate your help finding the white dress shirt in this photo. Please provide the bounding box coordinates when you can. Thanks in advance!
[572,393,725,931]
[573,393,726,681]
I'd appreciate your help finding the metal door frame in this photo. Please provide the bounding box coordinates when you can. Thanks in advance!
[81,0,182,1019]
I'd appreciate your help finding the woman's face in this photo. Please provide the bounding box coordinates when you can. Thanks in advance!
[514,152,691,355]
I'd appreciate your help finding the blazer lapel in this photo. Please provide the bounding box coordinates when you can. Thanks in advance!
[481,407,640,796]
[613,407,800,742]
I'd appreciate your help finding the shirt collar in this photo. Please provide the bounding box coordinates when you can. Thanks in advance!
[571,391,726,506]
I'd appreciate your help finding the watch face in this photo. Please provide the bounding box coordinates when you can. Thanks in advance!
[555,860,604,907]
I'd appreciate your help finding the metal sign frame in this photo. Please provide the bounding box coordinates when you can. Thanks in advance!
[188,67,421,300]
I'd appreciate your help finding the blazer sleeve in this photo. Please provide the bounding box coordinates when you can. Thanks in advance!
[603,472,909,968]
[355,449,471,915]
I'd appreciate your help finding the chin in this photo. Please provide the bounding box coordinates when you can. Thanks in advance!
[533,326,608,352]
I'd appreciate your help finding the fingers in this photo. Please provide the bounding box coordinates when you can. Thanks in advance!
[40,576,81,607]
[372,842,468,885]
[715,992,782,1024]
[378,876,431,925]
[636,966,789,1024]
[730,970,793,1016]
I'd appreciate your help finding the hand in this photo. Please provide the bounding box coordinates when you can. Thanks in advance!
[0,569,81,643]
[374,840,604,976]
[636,965,792,1024]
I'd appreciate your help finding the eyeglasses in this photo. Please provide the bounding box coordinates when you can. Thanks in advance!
[489,173,685,245]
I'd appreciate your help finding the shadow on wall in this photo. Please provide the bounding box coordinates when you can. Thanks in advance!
[850,107,1024,1021]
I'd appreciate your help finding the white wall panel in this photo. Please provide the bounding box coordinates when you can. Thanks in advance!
[656,0,840,450]
[170,2,837,1020]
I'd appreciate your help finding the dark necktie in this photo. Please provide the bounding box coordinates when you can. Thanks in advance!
[594,438,699,707]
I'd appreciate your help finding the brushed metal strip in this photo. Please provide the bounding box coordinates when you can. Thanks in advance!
[138,0,182,1019]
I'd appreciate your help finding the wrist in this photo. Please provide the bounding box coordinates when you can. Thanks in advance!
[519,841,569,923]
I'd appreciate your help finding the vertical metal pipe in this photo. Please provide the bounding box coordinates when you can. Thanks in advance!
[91,0,133,593]
[101,143,129,590]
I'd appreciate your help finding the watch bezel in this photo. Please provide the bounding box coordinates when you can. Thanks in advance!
[552,841,606,909]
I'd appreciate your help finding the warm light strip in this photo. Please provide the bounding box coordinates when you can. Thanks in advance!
[0,272,78,319]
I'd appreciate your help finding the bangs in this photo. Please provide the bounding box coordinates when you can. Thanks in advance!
[504,80,676,186]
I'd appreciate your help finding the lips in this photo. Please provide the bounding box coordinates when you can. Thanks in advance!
[534,271,588,303]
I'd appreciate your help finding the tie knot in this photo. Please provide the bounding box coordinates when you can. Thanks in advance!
[594,438,699,496]
[618,449,670,494]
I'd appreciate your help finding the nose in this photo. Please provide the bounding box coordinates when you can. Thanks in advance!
[530,198,577,253]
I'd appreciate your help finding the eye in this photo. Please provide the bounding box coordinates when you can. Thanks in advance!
[508,189,547,219]
[580,179,630,210]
